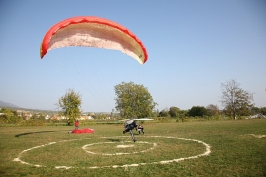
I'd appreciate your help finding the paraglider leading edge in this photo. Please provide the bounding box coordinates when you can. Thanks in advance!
[40,16,148,64]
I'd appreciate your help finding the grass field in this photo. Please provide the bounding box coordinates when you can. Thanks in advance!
[0,119,266,177]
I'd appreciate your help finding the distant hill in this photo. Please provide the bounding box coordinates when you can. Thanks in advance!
[0,100,58,115]
[0,100,107,114]
[0,100,20,108]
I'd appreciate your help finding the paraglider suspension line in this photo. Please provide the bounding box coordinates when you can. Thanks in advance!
[129,130,136,142]
[123,136,131,144]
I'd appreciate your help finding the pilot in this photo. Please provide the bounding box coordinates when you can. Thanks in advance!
[123,119,137,142]
[137,124,144,134]
[123,119,137,133]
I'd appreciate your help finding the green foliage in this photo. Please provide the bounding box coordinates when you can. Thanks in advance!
[251,107,266,115]
[168,106,180,117]
[114,82,157,118]
[260,107,266,115]
[158,110,169,117]
[188,106,207,117]
[56,89,82,125]
[0,108,24,124]
[178,110,188,118]
[155,117,172,123]
[238,106,251,116]
[31,113,45,120]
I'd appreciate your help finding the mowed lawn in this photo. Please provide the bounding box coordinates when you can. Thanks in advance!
[0,119,265,177]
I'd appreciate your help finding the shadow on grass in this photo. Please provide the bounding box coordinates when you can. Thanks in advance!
[15,131,57,137]
[106,138,121,142]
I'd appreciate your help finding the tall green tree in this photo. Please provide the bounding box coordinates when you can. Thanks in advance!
[220,80,253,119]
[114,82,157,118]
[56,89,82,125]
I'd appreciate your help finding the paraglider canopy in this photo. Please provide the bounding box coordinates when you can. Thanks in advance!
[40,16,148,64]
[71,128,95,134]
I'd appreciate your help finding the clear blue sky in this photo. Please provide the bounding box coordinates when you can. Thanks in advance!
[0,0,265,112]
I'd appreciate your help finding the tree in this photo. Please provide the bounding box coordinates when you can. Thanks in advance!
[159,110,169,117]
[206,104,219,116]
[220,80,253,119]
[178,110,188,119]
[169,106,180,117]
[260,107,266,115]
[0,108,21,124]
[251,107,261,115]
[56,89,82,125]
[188,106,207,117]
[114,82,157,118]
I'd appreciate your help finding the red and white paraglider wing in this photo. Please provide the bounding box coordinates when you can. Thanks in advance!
[40,16,148,64]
